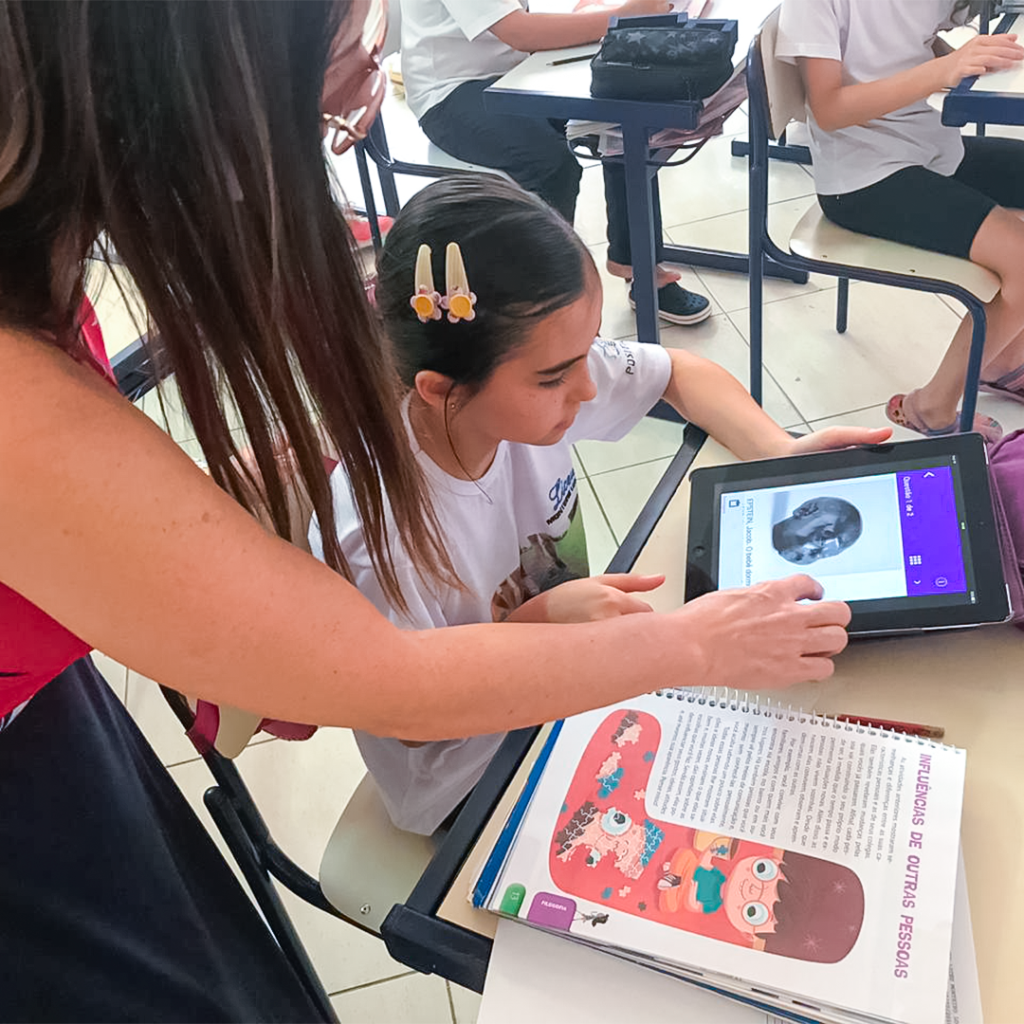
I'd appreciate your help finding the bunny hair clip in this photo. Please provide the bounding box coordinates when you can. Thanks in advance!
[409,242,476,324]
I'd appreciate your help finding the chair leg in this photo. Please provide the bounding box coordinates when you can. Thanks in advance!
[204,787,339,1023]
[960,297,987,431]
[836,277,849,334]
[354,144,384,254]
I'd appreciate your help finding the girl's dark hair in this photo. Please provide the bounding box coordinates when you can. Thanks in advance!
[376,175,596,394]
[0,0,453,610]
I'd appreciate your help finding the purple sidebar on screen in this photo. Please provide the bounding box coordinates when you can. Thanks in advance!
[898,466,966,597]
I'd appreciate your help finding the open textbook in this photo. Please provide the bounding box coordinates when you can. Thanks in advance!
[478,854,981,1024]
[471,690,966,1024]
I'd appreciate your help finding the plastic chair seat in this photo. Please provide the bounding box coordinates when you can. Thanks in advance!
[319,772,436,935]
[789,204,1001,303]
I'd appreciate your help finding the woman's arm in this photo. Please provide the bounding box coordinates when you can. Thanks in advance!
[0,331,850,740]
[660,348,890,460]
[489,0,670,53]
[799,33,1024,132]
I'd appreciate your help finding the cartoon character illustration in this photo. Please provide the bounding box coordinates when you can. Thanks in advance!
[548,709,866,963]
[611,710,642,747]
[554,801,664,881]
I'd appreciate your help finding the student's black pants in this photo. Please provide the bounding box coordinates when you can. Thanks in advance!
[419,77,639,266]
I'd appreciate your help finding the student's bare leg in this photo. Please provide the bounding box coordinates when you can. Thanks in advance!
[908,206,1024,427]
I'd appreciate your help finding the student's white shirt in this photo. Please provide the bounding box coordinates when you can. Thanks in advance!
[309,339,671,834]
[400,0,529,119]
[776,0,970,195]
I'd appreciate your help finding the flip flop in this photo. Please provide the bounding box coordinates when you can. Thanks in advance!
[886,391,1002,444]
[980,366,1024,406]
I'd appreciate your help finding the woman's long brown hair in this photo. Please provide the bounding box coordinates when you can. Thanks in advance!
[0,0,453,612]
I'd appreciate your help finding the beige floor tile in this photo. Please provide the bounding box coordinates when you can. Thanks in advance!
[574,415,684,479]
[587,456,676,542]
[89,651,128,704]
[85,260,147,361]
[576,473,619,569]
[125,671,206,767]
[330,971,454,1023]
[668,198,837,314]
[730,281,964,423]
[447,982,481,1024]
[168,729,408,994]
[657,312,806,429]
[657,131,815,231]
[573,163,612,249]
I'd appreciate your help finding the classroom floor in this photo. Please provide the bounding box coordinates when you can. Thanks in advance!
[86,82,1024,1024]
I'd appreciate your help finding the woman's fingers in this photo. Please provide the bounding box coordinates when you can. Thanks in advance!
[593,572,666,594]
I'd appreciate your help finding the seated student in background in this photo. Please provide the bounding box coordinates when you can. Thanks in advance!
[309,176,890,835]
[777,0,1024,441]
[399,0,713,326]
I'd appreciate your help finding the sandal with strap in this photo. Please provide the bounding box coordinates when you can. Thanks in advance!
[980,365,1024,406]
[886,391,1003,443]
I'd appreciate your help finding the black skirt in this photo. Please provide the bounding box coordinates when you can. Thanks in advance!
[0,656,324,1022]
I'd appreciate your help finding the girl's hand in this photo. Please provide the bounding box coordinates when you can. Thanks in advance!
[940,33,1024,89]
[783,425,892,457]
[676,575,850,690]
[507,573,665,624]
[616,1,673,16]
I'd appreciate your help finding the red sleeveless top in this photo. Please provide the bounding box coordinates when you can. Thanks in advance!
[0,298,116,715]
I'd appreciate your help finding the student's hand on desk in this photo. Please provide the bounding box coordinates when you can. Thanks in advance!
[941,32,1024,89]
[679,575,851,689]
[782,425,892,457]
[615,1,673,15]
[506,573,665,624]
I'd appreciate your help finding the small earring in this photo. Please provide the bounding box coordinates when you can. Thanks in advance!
[409,244,442,323]
[441,242,476,324]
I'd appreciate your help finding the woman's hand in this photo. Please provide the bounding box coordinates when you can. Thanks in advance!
[507,573,665,624]
[676,575,850,690]
[781,425,892,457]
[940,32,1024,89]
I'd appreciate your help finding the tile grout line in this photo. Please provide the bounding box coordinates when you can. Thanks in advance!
[573,447,620,547]
[327,970,417,999]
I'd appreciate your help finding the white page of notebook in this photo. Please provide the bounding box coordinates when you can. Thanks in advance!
[971,62,1024,95]
[479,850,982,1024]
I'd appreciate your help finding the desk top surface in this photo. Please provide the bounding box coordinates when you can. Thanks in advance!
[486,0,775,113]
[438,438,1024,1023]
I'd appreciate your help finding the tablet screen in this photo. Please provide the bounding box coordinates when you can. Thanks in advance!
[715,456,974,613]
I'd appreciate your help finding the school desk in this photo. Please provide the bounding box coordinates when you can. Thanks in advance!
[482,9,806,351]
[943,11,1024,129]
[381,431,1024,1024]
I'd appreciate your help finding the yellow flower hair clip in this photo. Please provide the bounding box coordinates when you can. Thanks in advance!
[409,244,442,323]
[440,242,476,324]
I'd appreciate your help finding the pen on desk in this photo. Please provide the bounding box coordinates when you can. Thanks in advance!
[549,52,599,66]
[833,714,945,739]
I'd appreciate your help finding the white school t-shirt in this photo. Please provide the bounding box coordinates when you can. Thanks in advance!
[400,0,529,119]
[308,339,671,834]
[775,0,970,195]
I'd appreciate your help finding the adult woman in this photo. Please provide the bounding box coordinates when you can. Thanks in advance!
[0,1,849,1018]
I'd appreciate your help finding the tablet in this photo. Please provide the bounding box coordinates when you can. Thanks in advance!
[685,433,1010,636]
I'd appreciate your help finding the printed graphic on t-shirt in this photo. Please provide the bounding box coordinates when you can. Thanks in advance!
[490,496,589,621]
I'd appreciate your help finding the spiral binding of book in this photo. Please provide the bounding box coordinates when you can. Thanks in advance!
[650,687,957,749]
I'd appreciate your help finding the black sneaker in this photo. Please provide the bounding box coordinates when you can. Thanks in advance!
[629,282,711,326]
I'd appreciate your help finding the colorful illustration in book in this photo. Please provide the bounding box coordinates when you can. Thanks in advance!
[545,709,865,963]
[490,495,589,622]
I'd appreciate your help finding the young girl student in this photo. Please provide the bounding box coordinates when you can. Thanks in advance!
[310,176,890,835]
[776,0,1024,439]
